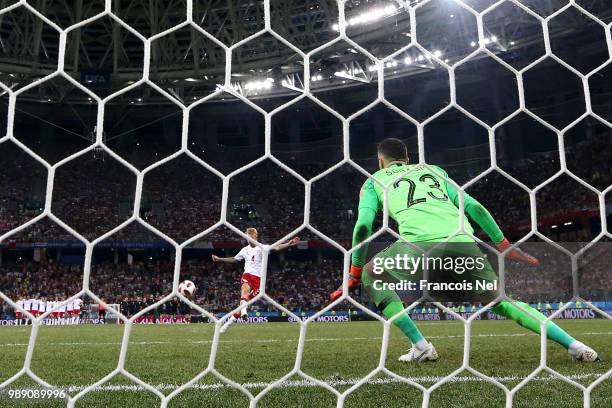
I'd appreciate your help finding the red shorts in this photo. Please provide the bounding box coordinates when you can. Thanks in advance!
[241,273,261,298]
[15,312,22,319]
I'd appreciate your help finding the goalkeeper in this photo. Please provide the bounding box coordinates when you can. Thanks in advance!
[330,138,599,363]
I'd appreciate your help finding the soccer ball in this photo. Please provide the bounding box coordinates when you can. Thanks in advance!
[178,280,196,297]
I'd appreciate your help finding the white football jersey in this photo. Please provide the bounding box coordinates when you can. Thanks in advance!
[23,299,32,311]
[31,300,39,312]
[235,245,263,277]
[74,298,83,311]
[16,299,24,311]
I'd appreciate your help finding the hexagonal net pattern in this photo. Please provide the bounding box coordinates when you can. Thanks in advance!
[0,0,610,407]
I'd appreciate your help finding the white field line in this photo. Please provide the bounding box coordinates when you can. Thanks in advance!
[22,373,608,393]
[0,332,610,347]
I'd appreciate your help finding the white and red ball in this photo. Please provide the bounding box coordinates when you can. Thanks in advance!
[178,280,196,297]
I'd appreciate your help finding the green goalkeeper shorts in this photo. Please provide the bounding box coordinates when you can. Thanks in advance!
[362,240,499,307]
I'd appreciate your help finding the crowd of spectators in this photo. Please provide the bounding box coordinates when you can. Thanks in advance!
[1,131,609,245]
[0,262,82,302]
[0,238,609,318]
[0,143,46,235]
[0,128,609,318]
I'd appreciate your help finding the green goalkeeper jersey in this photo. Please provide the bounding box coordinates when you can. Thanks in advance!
[351,163,504,266]
[359,163,474,242]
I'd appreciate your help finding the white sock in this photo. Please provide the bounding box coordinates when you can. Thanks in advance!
[240,300,248,317]
[568,340,585,354]
[415,339,429,351]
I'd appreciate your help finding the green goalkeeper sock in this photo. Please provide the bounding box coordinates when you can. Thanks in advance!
[382,301,425,345]
[491,300,575,349]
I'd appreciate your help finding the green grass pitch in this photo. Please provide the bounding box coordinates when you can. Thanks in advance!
[0,319,610,407]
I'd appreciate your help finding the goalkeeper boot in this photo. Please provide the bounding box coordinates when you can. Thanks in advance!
[569,342,600,362]
[398,342,439,363]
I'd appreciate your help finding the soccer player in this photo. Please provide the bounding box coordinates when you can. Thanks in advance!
[98,301,107,320]
[59,301,67,320]
[73,298,84,320]
[66,299,74,319]
[330,138,599,363]
[212,228,299,333]
[15,298,24,322]
[24,298,33,319]
[31,298,41,318]
[51,298,61,319]
[46,298,57,320]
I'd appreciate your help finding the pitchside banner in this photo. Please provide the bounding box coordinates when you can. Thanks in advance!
[0,315,190,326]
[0,317,106,326]
[193,308,611,324]
[197,314,351,324]
[131,315,191,324]
[1,309,609,326]
[486,308,603,321]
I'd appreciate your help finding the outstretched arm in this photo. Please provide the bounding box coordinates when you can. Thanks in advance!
[271,236,300,251]
[446,183,504,244]
[446,183,539,265]
[330,179,379,301]
[211,255,238,263]
[350,207,377,267]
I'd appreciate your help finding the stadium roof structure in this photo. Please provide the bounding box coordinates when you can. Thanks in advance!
[0,0,610,105]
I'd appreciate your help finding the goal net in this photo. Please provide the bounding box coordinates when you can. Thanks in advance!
[0,0,610,407]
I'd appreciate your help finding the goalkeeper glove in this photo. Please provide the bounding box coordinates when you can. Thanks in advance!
[496,238,540,266]
[329,265,363,302]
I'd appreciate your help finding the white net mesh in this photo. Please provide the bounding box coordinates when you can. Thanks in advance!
[0,0,610,406]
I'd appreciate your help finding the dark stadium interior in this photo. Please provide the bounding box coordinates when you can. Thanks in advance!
[0,0,610,321]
